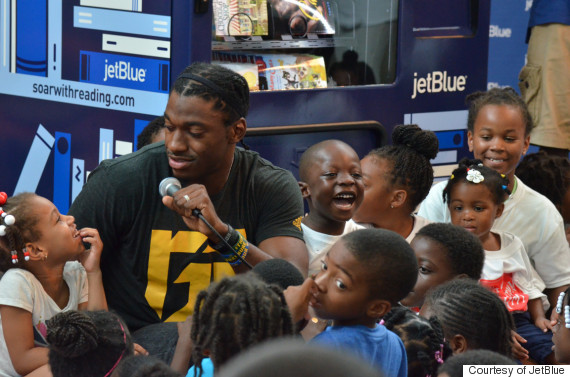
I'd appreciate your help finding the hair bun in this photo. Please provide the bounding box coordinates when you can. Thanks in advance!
[392,124,439,160]
[47,311,99,358]
[457,157,483,169]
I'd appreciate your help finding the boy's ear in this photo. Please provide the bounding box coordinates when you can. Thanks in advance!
[495,203,505,219]
[391,190,407,209]
[299,181,310,199]
[24,243,46,261]
[367,299,391,319]
[449,334,468,355]
[467,131,474,152]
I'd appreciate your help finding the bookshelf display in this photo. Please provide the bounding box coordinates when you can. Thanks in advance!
[212,0,399,91]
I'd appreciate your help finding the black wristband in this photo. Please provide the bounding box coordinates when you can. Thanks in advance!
[207,224,240,254]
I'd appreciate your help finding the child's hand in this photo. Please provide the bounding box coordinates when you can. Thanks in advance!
[177,315,193,345]
[535,316,553,332]
[283,277,318,324]
[78,228,103,274]
[511,330,529,361]
[550,309,559,328]
[134,343,149,356]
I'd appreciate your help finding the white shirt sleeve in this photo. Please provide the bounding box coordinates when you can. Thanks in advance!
[417,181,450,222]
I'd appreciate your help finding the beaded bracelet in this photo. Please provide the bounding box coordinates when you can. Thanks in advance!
[207,224,249,266]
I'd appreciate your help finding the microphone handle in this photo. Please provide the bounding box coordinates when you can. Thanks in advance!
[192,210,253,269]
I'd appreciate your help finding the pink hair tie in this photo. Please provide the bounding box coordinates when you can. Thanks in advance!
[434,343,444,364]
[379,319,385,325]
[103,320,127,377]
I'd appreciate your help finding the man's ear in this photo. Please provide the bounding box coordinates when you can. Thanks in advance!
[229,118,247,144]
[299,181,310,199]
[449,334,468,355]
[467,131,474,152]
[367,299,391,319]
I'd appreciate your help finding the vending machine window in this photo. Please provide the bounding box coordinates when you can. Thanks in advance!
[211,0,398,90]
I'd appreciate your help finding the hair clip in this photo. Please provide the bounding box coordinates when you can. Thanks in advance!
[11,250,18,264]
[477,163,483,167]
[0,208,15,226]
[502,185,508,191]
[435,343,444,364]
[565,305,570,329]
[379,319,385,325]
[450,174,455,180]
[500,174,506,178]
[0,192,6,206]
[466,169,484,184]
[557,292,565,314]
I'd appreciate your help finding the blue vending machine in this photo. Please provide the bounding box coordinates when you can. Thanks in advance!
[0,0,490,207]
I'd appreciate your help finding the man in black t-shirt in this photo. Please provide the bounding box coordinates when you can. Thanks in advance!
[69,63,307,360]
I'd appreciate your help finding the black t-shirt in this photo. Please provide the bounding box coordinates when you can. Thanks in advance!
[69,143,304,330]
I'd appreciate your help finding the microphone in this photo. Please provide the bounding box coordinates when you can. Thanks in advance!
[159,177,201,217]
[158,177,252,269]
[159,177,181,197]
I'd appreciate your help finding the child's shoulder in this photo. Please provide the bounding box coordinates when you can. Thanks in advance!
[63,261,86,275]
[62,262,86,287]
[487,230,525,258]
[0,267,35,283]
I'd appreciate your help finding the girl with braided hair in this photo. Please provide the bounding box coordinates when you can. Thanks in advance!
[420,279,516,358]
[175,274,294,377]
[419,88,570,313]
[445,158,558,364]
[47,310,134,377]
[353,123,438,242]
[383,306,451,377]
[0,192,107,376]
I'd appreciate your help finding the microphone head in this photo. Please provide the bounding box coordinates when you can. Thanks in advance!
[159,177,181,197]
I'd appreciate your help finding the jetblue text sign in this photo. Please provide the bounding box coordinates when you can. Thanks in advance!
[79,51,169,93]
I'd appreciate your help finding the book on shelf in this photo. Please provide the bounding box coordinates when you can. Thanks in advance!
[268,0,337,37]
[214,52,327,91]
[213,0,269,36]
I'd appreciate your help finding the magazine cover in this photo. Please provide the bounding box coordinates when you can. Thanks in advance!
[268,0,336,37]
[218,62,260,91]
[213,0,269,36]
[261,54,327,90]
[214,52,269,90]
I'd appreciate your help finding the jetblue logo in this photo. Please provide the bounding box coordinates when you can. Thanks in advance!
[489,25,512,38]
[80,51,169,93]
[411,71,467,99]
[487,82,510,90]
[104,59,146,82]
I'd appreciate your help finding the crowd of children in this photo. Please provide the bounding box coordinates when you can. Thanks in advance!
[1,86,570,376]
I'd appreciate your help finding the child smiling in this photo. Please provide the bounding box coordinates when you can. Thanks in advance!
[298,140,364,275]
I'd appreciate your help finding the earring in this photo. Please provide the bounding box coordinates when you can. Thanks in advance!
[390,205,394,209]
[42,253,47,261]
